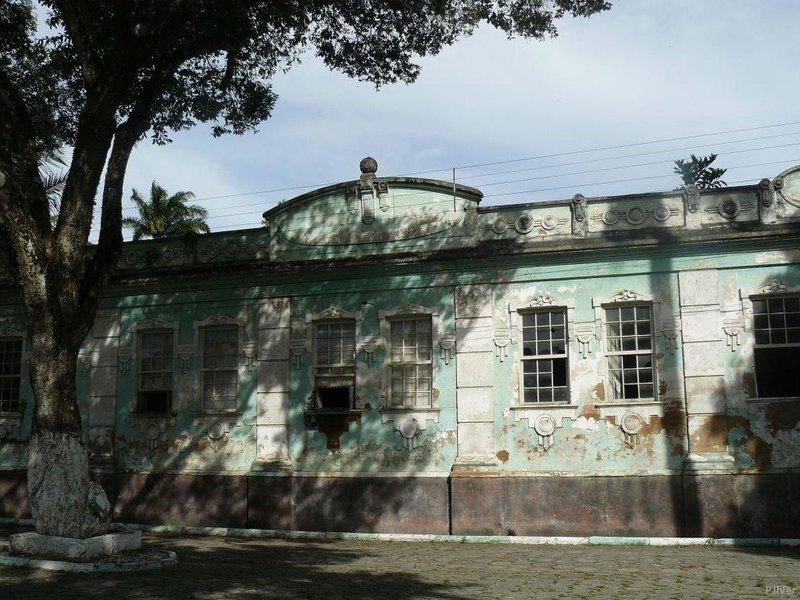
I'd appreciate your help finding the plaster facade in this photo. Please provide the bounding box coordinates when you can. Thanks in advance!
[1,158,799,537]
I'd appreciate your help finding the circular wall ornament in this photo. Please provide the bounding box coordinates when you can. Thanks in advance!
[492,218,509,234]
[541,215,558,231]
[515,214,534,234]
[533,414,557,437]
[208,421,226,441]
[124,252,138,266]
[719,199,740,219]
[620,412,644,436]
[0,423,8,440]
[625,207,646,225]
[398,417,420,440]
[206,244,220,259]
[144,421,161,441]
[224,242,240,258]
[245,241,259,255]
[602,210,619,225]
[653,205,671,222]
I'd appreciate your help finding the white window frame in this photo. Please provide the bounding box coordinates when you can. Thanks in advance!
[312,318,357,410]
[602,302,657,401]
[378,304,441,412]
[194,314,243,414]
[136,328,175,414]
[509,295,576,408]
[739,280,800,400]
[385,314,434,409]
[130,318,179,415]
[517,308,570,405]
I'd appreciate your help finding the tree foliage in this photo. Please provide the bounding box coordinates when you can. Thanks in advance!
[123,182,209,240]
[673,153,727,189]
[0,0,611,537]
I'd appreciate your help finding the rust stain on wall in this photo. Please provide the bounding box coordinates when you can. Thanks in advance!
[689,415,728,453]
[580,402,600,419]
[593,382,606,403]
[728,416,772,471]
[765,400,800,433]
[742,372,756,398]
[496,450,509,462]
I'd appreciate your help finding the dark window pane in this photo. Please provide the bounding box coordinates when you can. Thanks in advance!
[755,347,800,396]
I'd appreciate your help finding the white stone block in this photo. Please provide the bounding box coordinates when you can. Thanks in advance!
[456,352,493,387]
[259,297,291,329]
[91,342,118,367]
[256,424,289,461]
[457,422,494,456]
[457,387,494,422]
[9,531,141,563]
[455,317,494,352]
[256,392,289,425]
[455,285,493,319]
[92,311,120,339]
[679,270,719,307]
[682,341,723,377]
[257,360,289,393]
[258,327,290,360]
[88,396,116,427]
[685,376,727,414]
[89,366,118,396]
[680,310,722,343]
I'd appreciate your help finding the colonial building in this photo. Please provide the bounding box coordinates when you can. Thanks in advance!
[1,158,799,537]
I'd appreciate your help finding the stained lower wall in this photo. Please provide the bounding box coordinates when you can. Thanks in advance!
[3,470,800,538]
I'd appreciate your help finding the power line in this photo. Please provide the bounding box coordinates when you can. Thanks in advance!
[400,119,800,175]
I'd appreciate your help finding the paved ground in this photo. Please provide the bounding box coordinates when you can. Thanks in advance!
[1,526,798,599]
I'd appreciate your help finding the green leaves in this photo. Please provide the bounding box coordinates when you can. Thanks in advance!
[122,181,210,240]
[673,153,727,189]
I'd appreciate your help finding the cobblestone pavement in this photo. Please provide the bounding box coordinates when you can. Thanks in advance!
[1,527,798,600]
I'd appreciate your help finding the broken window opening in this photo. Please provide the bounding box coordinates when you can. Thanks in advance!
[520,310,569,403]
[0,338,22,414]
[604,304,655,401]
[137,329,174,414]
[752,295,800,398]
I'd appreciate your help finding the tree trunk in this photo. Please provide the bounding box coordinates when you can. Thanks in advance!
[25,318,110,539]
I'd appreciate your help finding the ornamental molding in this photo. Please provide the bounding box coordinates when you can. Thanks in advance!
[194,313,240,329]
[359,336,381,367]
[610,289,644,302]
[118,344,132,375]
[533,414,557,450]
[289,337,307,369]
[620,412,645,448]
[242,341,257,372]
[573,323,600,359]
[683,184,700,213]
[493,328,511,362]
[177,344,194,373]
[704,198,755,220]
[0,326,24,338]
[662,319,681,355]
[439,334,455,365]
[722,316,744,352]
[306,306,360,323]
[380,410,440,450]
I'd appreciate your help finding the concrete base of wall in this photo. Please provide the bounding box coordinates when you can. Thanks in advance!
[3,471,799,537]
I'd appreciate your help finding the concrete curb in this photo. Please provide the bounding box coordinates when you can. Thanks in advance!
[0,550,178,572]
[3,518,799,548]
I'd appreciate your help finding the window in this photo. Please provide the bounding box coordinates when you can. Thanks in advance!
[314,321,356,409]
[520,310,568,403]
[0,338,22,414]
[605,304,655,400]
[137,330,173,413]
[387,316,433,408]
[752,296,800,397]
[201,326,239,412]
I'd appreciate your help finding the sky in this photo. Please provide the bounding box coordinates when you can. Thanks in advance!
[93,1,800,239]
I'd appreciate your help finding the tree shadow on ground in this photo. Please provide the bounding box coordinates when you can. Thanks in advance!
[0,531,475,600]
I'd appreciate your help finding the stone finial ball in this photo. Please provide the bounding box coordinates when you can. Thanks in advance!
[360,157,378,174]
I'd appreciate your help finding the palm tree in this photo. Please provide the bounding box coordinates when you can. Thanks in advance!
[122,181,210,240]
